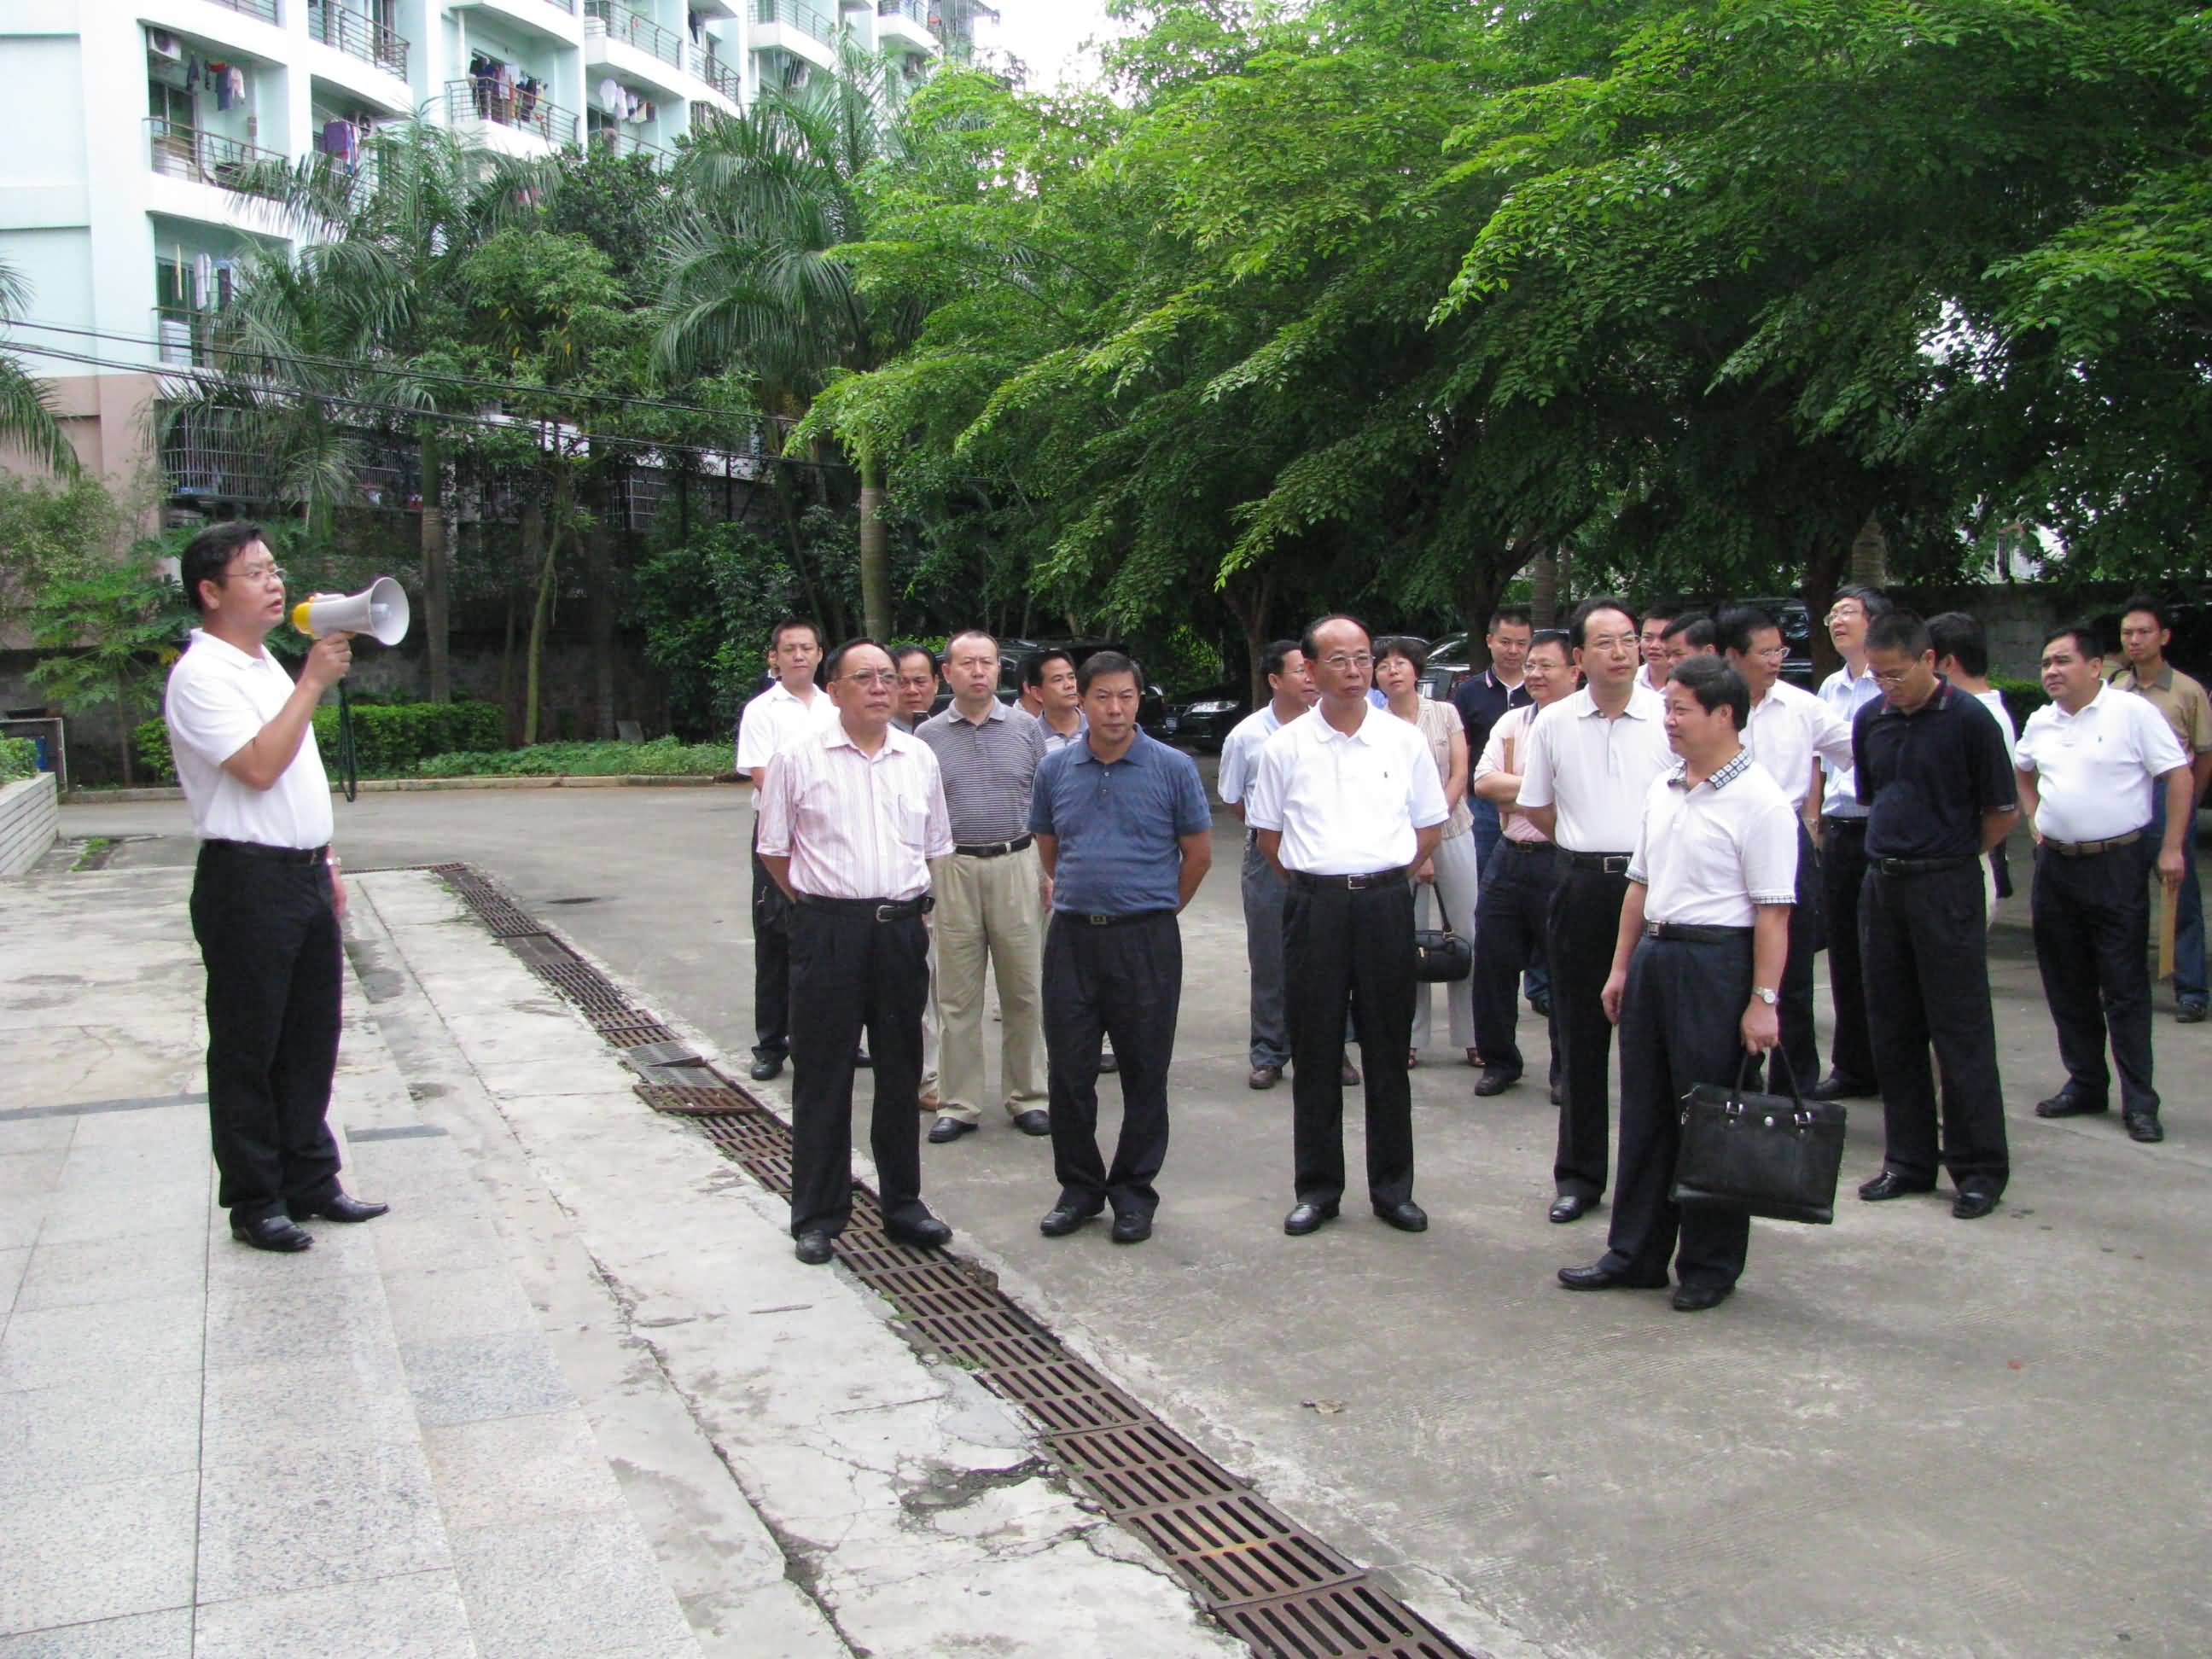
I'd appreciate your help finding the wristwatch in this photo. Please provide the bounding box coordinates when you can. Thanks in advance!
[1750,986,1779,1005]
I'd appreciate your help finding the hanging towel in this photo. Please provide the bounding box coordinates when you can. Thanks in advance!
[184,55,201,90]
[598,76,621,112]
[193,253,214,309]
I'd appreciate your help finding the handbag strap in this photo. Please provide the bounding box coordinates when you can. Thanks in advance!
[1730,1046,1804,1109]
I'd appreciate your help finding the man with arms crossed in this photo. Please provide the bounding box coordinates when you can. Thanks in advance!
[163,522,387,1253]
[1247,615,1446,1238]
[1516,597,1674,1225]
[1450,606,1535,872]
[2015,626,2189,1144]
[2111,595,2212,1023]
[1559,656,1795,1311]
[1852,610,2018,1220]
[917,632,1051,1142]
[736,620,837,1082]
[1469,629,1576,1097]
[1216,640,1337,1091]
[1030,653,1213,1243]
[757,640,955,1265]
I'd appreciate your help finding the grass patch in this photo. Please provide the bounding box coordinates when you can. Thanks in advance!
[72,837,115,871]
[413,736,729,779]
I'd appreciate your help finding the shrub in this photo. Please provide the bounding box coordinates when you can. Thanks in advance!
[0,736,36,782]
[133,699,507,783]
[414,737,726,778]
[1991,676,2050,733]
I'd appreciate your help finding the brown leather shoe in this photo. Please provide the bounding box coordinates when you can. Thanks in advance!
[1247,1064,1282,1090]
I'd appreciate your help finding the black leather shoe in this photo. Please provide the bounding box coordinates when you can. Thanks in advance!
[2178,1001,2207,1024]
[1474,1068,1520,1097]
[1340,1058,1362,1086]
[1548,1193,1592,1224]
[1557,1262,1668,1291]
[1672,1284,1734,1312]
[1809,1072,1878,1102]
[1549,1081,1564,1107]
[1858,1170,1936,1202]
[749,1057,784,1082]
[231,1214,313,1253]
[2034,1091,2107,1118]
[1951,1187,2000,1220]
[886,1215,952,1249]
[1039,1202,1102,1237]
[1099,1050,1120,1074]
[1528,993,1552,1019]
[1109,1211,1152,1244]
[928,1116,975,1144]
[1373,1200,1428,1233]
[853,1049,871,1068]
[794,1230,833,1266]
[1012,1109,1052,1137]
[2125,1113,2165,1144]
[1283,1201,1339,1237]
[288,1190,388,1224]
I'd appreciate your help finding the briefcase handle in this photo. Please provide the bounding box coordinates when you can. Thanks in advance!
[1727,1048,1807,1116]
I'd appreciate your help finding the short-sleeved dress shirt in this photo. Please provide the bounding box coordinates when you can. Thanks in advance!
[1628,751,1800,928]
[162,629,334,849]
[755,723,952,901]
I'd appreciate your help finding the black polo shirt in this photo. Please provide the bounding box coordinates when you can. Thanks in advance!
[1852,678,2017,861]
[1450,667,1534,767]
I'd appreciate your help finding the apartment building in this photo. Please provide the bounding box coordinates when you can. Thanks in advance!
[0,0,968,491]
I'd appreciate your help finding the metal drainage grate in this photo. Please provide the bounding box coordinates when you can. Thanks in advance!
[428,862,1474,1659]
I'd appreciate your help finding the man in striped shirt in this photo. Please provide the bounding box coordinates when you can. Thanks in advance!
[758,639,956,1266]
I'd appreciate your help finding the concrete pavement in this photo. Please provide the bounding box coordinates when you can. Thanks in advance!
[38,785,2212,1656]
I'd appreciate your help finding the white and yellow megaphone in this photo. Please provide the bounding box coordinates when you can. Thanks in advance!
[291,577,410,646]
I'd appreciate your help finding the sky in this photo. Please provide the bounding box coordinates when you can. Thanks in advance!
[975,3,1124,88]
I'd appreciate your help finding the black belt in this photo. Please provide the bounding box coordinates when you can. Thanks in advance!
[1503,840,1559,857]
[201,839,329,865]
[1822,816,1868,835]
[1291,868,1407,891]
[1567,851,1633,874]
[1057,908,1176,928]
[1644,922,1753,943]
[2045,830,2144,859]
[1871,854,1977,877]
[952,834,1033,859]
[796,894,934,921]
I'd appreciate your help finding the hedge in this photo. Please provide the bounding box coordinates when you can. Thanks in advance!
[1990,676,2051,733]
[135,701,506,783]
[413,736,727,777]
[0,736,35,782]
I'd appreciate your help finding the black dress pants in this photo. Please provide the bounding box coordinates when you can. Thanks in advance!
[1747,820,1823,1094]
[1284,876,1417,1209]
[2031,842,2158,1119]
[1548,861,1630,1201]
[1042,911,1181,1219]
[1860,863,2010,1193]
[751,841,793,1062]
[1601,934,1753,1291]
[786,902,929,1238]
[189,843,344,1223]
[1821,818,1877,1087]
[1471,841,1563,1079]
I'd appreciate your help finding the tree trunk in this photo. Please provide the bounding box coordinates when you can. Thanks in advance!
[419,430,450,703]
[1530,547,1558,628]
[509,505,538,745]
[522,483,565,747]
[1849,510,1889,588]
[1802,529,1855,683]
[857,446,889,641]
[117,718,134,789]
[771,463,833,627]
[585,512,616,740]
[1220,568,1277,707]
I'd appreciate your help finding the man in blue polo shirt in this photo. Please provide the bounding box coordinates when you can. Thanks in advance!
[1028,651,1214,1243]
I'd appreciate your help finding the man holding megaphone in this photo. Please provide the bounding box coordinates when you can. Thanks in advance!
[162,523,389,1254]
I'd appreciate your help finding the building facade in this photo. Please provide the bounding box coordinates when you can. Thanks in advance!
[0,0,956,491]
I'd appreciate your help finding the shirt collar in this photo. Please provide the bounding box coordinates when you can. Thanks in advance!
[824,720,912,757]
[1576,684,1660,719]
[1667,748,1754,793]
[1075,730,1151,766]
[185,627,266,667]
[2052,682,2110,722]
[1313,705,1386,745]
[952,699,1009,726]
[768,678,820,706]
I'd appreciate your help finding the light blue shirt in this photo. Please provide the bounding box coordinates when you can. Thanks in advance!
[1818,661,1883,818]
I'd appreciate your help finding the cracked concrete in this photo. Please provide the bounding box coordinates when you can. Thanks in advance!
[352,870,1244,1659]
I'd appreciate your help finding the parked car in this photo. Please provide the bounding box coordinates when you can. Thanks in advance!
[1742,597,1816,689]
[1417,632,1474,701]
[1159,684,1252,749]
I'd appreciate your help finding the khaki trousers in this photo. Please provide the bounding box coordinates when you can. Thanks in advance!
[929,845,1047,1122]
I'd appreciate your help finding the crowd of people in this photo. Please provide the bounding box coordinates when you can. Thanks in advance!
[739,591,2209,1307]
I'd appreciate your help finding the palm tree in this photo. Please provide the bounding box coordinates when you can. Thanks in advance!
[0,260,83,478]
[657,43,915,638]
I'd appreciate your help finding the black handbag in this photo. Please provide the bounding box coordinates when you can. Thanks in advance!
[1670,1051,1846,1225]
[1412,928,1471,983]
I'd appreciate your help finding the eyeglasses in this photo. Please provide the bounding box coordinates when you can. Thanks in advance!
[229,562,287,585]
[841,670,898,688]
[1584,634,1639,652]
[1869,667,1914,687]
[1825,605,1865,622]
[1320,653,1374,671]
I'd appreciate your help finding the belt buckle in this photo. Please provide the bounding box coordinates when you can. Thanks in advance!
[874,902,900,923]
[1346,873,1373,890]
[1643,921,1662,937]
[1086,913,1110,926]
[1602,855,1629,876]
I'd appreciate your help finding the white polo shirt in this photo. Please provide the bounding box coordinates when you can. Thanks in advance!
[1216,704,1286,806]
[2016,683,2188,843]
[755,722,953,901]
[1818,661,1883,818]
[1741,678,1854,811]
[1244,705,1447,876]
[1515,683,1673,854]
[162,629,334,850]
[735,678,838,777]
[1629,751,1800,928]
[1970,687,2019,769]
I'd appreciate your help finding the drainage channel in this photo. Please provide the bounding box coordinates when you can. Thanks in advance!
[421,861,1470,1659]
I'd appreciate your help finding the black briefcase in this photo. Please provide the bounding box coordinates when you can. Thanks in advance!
[1412,928,1472,983]
[1670,1052,1846,1225]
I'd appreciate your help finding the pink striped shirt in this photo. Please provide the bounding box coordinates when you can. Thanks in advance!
[755,721,954,901]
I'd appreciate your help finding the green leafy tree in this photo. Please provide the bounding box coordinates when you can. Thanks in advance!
[0,259,82,478]
[28,554,193,785]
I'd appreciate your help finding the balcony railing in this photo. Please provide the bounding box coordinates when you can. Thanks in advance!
[688,43,742,101]
[307,2,410,79]
[443,79,579,148]
[755,0,834,44]
[878,0,925,21]
[207,0,282,22]
[585,0,682,68]
[588,125,672,165]
[153,306,246,371]
[145,118,290,198]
